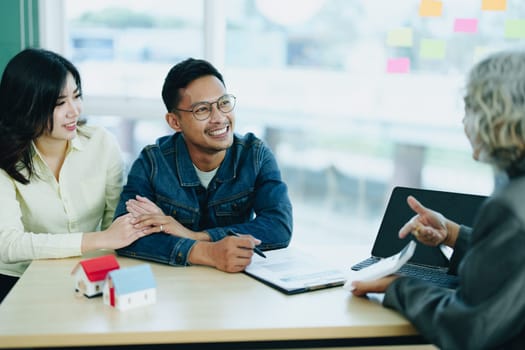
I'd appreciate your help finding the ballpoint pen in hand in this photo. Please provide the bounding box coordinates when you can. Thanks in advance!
[227,230,267,258]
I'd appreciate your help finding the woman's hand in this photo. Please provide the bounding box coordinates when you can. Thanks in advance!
[81,214,150,252]
[350,275,400,296]
[398,195,459,248]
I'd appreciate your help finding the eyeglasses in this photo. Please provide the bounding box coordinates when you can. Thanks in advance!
[173,94,236,121]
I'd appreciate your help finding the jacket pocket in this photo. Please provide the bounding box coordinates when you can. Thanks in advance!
[213,194,254,225]
[156,198,198,226]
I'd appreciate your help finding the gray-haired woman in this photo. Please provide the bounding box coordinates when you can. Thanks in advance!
[351,51,525,350]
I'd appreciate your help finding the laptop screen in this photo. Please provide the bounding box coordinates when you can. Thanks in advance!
[371,186,488,268]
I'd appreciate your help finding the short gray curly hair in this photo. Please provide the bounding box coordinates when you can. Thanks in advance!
[464,51,525,171]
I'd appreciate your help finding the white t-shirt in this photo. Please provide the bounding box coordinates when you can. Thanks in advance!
[193,165,218,189]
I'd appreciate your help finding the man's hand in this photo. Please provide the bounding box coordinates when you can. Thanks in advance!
[126,195,163,216]
[189,234,262,272]
[127,195,210,241]
[130,213,210,241]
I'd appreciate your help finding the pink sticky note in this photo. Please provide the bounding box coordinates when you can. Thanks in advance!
[454,18,478,33]
[387,58,410,73]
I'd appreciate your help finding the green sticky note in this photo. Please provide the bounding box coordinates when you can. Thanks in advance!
[419,39,446,59]
[387,28,413,47]
[505,19,525,39]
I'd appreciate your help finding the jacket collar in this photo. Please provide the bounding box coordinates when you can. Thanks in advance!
[159,133,236,187]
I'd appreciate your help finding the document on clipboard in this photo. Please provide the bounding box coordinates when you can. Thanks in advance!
[244,247,346,295]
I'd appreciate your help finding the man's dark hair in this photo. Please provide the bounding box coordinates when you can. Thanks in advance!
[161,58,225,112]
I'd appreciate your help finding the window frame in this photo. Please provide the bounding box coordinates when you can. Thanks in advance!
[38,0,224,119]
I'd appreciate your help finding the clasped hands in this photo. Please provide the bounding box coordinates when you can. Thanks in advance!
[351,195,459,296]
[126,195,209,241]
[126,195,261,272]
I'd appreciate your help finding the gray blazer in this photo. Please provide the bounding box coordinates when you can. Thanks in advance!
[383,169,525,349]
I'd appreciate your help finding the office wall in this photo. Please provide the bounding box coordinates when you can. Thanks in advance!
[0,0,39,72]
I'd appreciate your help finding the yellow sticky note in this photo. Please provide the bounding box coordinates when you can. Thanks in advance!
[419,39,446,59]
[505,19,525,39]
[387,28,413,47]
[482,0,506,11]
[419,0,443,17]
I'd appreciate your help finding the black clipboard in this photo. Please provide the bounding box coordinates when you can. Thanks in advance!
[243,247,346,295]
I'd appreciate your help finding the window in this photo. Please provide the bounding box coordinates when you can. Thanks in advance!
[66,0,203,98]
[63,0,204,163]
[45,0,525,246]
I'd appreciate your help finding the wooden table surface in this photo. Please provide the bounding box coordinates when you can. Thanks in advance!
[0,244,421,349]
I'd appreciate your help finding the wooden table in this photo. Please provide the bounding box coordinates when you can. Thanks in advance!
[0,244,424,349]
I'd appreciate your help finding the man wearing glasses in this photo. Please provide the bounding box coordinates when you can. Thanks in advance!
[114,58,293,272]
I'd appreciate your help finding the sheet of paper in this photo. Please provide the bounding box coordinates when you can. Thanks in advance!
[245,248,346,293]
[343,241,416,291]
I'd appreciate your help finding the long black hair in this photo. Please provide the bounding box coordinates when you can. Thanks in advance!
[0,48,82,184]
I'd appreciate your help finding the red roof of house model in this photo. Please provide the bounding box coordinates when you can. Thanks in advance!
[74,255,120,282]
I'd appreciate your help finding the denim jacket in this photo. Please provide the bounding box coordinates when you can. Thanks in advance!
[114,132,293,266]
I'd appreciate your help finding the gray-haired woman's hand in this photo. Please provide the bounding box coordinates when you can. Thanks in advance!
[398,195,459,248]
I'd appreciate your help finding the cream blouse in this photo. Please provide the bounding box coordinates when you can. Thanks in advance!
[0,125,124,277]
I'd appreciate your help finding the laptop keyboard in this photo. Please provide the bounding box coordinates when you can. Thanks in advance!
[352,257,459,289]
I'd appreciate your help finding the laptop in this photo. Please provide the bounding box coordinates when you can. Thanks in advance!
[351,186,488,289]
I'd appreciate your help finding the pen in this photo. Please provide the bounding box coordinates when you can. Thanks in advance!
[227,230,267,258]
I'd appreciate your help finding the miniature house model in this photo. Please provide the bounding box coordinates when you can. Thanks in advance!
[103,264,156,311]
[71,255,120,297]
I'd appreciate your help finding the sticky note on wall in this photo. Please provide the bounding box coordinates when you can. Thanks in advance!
[387,28,413,47]
[505,19,525,38]
[419,0,443,17]
[387,58,411,73]
[420,39,446,59]
[454,19,478,33]
[482,0,506,11]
